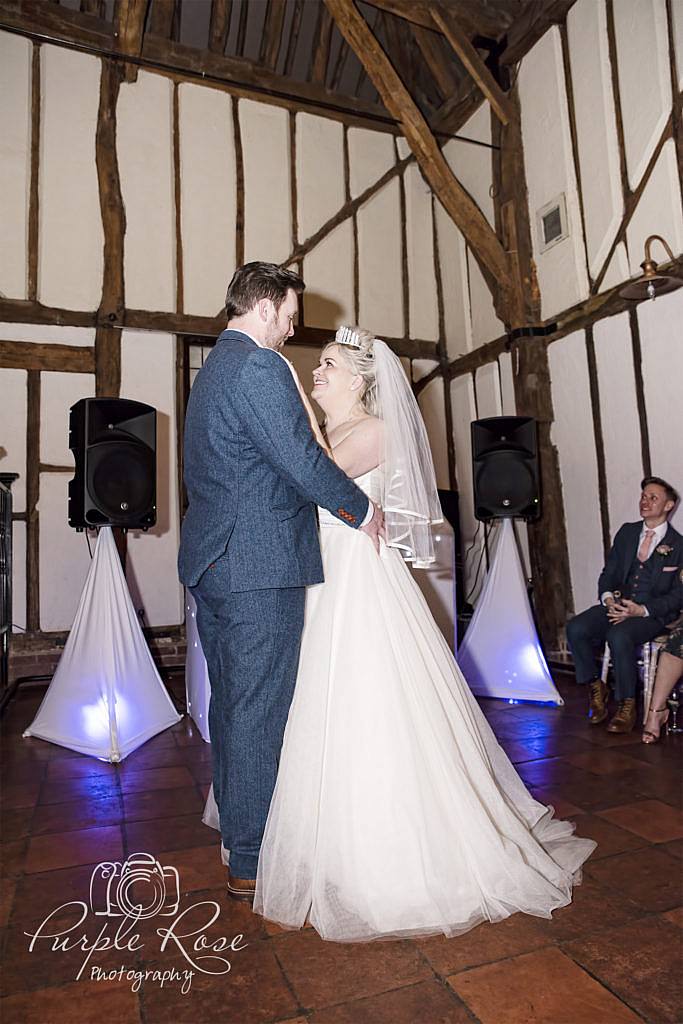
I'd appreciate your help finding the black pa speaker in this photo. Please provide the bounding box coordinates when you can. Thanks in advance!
[471,416,541,522]
[68,398,156,530]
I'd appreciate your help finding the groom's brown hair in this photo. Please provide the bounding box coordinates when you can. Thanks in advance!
[225,262,305,319]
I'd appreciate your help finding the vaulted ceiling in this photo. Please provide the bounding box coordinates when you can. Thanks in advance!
[1,0,575,137]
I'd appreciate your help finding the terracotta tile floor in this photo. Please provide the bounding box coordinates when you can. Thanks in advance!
[1,673,681,1024]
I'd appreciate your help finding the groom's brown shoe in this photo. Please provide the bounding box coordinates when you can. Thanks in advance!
[227,871,256,903]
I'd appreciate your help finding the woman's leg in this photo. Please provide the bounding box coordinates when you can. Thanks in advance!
[642,652,683,741]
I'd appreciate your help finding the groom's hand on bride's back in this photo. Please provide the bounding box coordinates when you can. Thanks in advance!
[360,501,385,554]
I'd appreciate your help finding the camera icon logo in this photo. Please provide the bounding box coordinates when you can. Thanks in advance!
[89,852,180,919]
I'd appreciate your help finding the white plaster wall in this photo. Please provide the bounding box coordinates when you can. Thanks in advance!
[417,377,449,490]
[435,208,471,359]
[120,331,183,627]
[593,313,642,535]
[303,221,354,329]
[356,179,403,337]
[518,27,589,319]
[450,373,479,595]
[39,46,103,310]
[297,113,344,239]
[178,84,236,317]
[412,359,439,384]
[442,104,495,228]
[40,371,95,467]
[673,0,683,90]
[548,331,603,613]
[599,242,630,295]
[118,71,175,312]
[404,164,439,341]
[0,32,30,300]
[626,140,683,277]
[348,126,394,197]
[12,521,26,632]
[498,352,516,416]
[613,0,671,191]
[0,323,95,346]
[467,250,504,348]
[638,288,683,534]
[0,369,27,514]
[566,0,623,280]
[39,472,92,630]
[474,362,502,420]
[240,99,291,263]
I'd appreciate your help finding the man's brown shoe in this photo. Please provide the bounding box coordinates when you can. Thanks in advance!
[588,680,609,724]
[607,698,636,733]
[227,872,256,903]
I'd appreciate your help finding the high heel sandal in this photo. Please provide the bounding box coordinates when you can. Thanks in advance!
[641,706,670,744]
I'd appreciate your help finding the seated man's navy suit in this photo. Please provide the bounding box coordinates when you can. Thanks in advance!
[178,330,369,878]
[566,520,683,701]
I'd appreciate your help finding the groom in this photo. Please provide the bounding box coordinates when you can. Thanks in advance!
[178,262,383,901]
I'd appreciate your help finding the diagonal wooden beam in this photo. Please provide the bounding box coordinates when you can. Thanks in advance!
[428,3,513,126]
[323,0,515,321]
[431,75,481,134]
[208,0,231,54]
[260,0,287,70]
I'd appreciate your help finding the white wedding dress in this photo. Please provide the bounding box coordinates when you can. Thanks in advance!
[249,469,596,941]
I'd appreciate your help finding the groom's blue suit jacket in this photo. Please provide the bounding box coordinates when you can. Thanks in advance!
[178,330,369,592]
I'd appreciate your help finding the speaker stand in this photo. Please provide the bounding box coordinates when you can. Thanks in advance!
[23,527,181,761]
[457,518,563,705]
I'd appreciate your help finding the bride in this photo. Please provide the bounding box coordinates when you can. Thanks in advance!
[212,326,596,942]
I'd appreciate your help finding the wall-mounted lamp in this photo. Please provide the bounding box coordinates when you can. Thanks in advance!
[619,234,683,301]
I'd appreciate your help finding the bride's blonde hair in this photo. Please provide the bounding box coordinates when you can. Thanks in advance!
[330,327,378,415]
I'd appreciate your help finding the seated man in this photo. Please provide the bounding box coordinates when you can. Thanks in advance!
[566,476,682,733]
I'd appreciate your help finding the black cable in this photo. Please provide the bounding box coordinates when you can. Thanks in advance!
[85,530,93,559]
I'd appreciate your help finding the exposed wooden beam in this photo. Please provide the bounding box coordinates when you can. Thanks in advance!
[500,0,577,66]
[0,340,95,373]
[208,0,231,55]
[235,0,248,56]
[430,74,481,133]
[0,299,96,328]
[114,0,150,57]
[27,43,40,302]
[81,0,105,15]
[429,4,513,126]
[311,5,334,85]
[364,0,506,38]
[26,371,40,633]
[95,59,125,397]
[324,0,515,323]
[148,0,175,38]
[260,0,286,71]
[412,23,459,103]
[140,33,396,128]
[0,2,401,134]
[281,152,415,269]
[283,0,303,77]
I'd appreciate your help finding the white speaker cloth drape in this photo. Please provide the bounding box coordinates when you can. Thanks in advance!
[24,527,181,760]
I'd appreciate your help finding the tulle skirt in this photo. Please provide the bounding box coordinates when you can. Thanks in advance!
[250,521,596,942]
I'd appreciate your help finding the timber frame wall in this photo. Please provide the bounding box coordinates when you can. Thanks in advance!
[1,0,682,654]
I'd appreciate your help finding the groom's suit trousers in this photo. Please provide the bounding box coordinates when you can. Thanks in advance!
[192,554,305,879]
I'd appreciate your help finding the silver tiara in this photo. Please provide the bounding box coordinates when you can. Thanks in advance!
[335,325,361,349]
